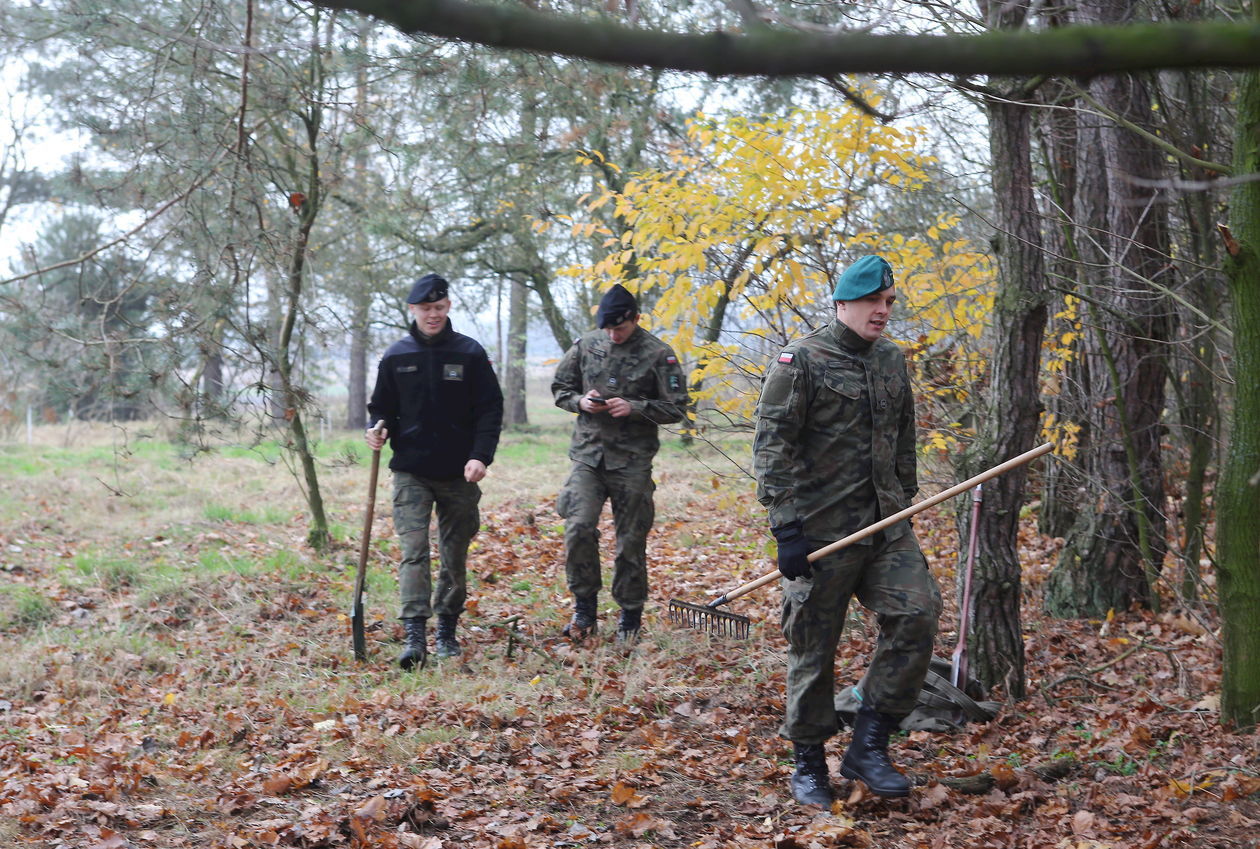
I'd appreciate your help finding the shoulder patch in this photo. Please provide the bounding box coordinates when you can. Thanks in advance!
[778,352,795,364]
[665,355,678,365]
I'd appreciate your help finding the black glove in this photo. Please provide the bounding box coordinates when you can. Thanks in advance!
[772,521,812,580]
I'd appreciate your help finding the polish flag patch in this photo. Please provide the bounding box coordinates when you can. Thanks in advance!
[778,352,795,364]
[665,355,678,364]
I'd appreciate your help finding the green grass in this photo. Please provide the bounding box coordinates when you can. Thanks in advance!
[0,585,55,630]
[0,445,47,476]
[72,551,144,590]
[202,503,292,524]
[198,550,265,576]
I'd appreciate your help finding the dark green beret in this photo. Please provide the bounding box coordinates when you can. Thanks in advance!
[832,255,894,301]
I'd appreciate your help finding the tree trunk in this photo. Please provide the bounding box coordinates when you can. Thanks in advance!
[345,23,372,433]
[1046,0,1172,619]
[503,277,529,428]
[1167,65,1224,606]
[1218,28,1260,730]
[203,350,224,414]
[1035,75,1085,539]
[347,294,369,430]
[274,15,331,552]
[963,64,1048,698]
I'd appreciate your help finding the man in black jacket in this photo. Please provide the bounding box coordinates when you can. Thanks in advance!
[366,273,504,670]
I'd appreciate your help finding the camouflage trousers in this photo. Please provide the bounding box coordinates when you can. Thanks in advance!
[557,459,655,611]
[779,530,941,744]
[392,471,481,620]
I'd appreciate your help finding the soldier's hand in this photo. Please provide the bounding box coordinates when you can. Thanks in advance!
[772,521,812,580]
[365,425,387,451]
[464,459,487,483]
[580,391,607,414]
[604,397,632,418]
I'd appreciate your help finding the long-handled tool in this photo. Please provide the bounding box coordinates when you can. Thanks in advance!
[668,441,1053,637]
[351,421,385,661]
[951,483,983,688]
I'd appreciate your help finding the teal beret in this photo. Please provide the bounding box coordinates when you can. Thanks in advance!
[832,255,894,301]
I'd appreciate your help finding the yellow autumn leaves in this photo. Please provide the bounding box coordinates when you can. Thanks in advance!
[549,93,1072,450]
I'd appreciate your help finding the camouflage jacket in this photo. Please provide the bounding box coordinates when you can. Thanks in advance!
[753,318,917,543]
[552,326,689,470]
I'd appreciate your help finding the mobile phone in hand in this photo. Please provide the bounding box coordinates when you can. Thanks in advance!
[589,396,607,406]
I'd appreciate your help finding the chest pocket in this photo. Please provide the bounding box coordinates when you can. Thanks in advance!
[880,371,906,411]
[822,362,865,400]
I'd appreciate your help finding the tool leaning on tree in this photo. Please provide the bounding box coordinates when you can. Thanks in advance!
[667,440,1054,640]
[351,420,385,663]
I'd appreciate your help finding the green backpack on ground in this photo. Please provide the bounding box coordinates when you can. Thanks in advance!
[834,656,1001,733]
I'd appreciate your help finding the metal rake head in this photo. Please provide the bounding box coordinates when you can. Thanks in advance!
[667,599,751,639]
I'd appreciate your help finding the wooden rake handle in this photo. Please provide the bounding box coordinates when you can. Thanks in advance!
[706,441,1054,609]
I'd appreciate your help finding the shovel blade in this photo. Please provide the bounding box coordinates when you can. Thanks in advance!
[667,599,751,639]
[351,602,367,662]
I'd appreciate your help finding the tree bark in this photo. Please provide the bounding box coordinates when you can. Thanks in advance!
[347,295,369,430]
[1165,62,1225,606]
[345,24,372,433]
[962,4,1049,695]
[1046,0,1172,619]
[502,277,529,428]
[1218,13,1260,729]
[1034,72,1086,540]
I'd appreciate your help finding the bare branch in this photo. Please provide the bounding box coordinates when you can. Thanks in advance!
[305,0,1260,76]
[1,147,231,288]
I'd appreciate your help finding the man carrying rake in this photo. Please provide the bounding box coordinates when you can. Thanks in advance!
[753,255,941,805]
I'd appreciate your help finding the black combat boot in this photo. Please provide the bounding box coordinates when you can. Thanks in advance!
[839,705,910,798]
[789,742,833,807]
[397,616,428,671]
[562,595,598,639]
[615,607,642,643]
[434,614,461,658]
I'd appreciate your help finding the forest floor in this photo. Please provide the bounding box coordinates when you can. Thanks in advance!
[0,410,1257,849]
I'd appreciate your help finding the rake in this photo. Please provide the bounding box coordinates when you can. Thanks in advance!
[667,441,1054,637]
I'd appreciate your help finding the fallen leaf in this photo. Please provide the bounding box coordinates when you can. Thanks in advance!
[262,775,292,795]
[398,836,443,849]
[917,782,950,811]
[354,794,387,821]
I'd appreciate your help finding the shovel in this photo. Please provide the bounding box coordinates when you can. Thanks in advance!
[351,421,385,661]
[668,441,1053,637]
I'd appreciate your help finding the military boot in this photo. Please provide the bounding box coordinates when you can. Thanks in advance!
[397,616,428,671]
[839,706,910,798]
[562,595,598,639]
[789,742,833,807]
[615,607,642,644]
[434,614,461,658]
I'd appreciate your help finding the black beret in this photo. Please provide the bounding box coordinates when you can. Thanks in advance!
[407,273,450,304]
[595,283,638,328]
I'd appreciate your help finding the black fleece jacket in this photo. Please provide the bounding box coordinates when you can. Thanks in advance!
[367,320,504,480]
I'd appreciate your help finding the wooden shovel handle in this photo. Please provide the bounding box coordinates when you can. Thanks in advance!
[708,441,1054,609]
[352,421,385,661]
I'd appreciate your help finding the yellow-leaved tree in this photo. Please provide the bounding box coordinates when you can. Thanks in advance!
[556,99,992,451]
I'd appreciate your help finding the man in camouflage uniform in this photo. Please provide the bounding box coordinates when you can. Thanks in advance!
[367,273,504,671]
[551,284,689,642]
[753,255,941,805]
